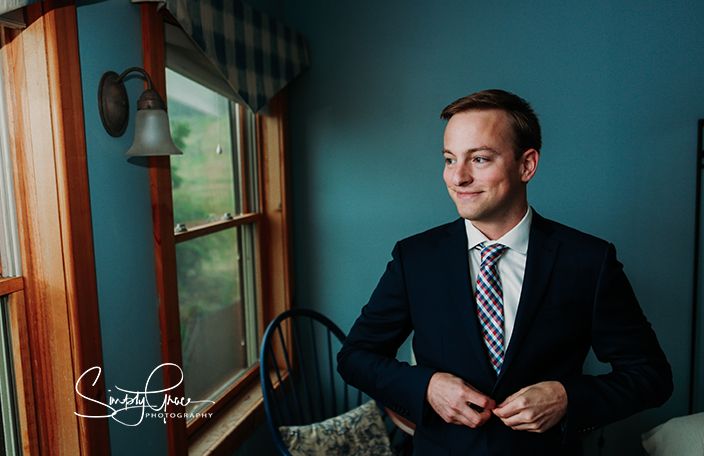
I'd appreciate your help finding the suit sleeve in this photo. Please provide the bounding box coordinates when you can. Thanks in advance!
[337,242,436,425]
[560,243,673,440]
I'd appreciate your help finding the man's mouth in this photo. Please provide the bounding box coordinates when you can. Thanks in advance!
[454,190,482,200]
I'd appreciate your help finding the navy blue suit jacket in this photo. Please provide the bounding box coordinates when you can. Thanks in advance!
[338,212,672,456]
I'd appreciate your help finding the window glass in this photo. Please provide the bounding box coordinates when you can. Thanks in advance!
[176,228,246,413]
[166,69,239,228]
[0,297,16,455]
[166,67,260,421]
[0,52,21,455]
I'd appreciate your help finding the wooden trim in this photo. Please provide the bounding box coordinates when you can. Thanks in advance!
[174,213,261,244]
[141,4,188,455]
[1,0,110,454]
[259,89,294,330]
[186,365,259,437]
[257,91,295,406]
[7,290,38,456]
[0,277,22,296]
[188,380,268,456]
[42,2,110,454]
[238,104,253,214]
[189,370,288,456]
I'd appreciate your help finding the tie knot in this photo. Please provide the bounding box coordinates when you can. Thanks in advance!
[479,243,507,266]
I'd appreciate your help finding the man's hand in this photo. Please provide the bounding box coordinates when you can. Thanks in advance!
[426,372,495,428]
[493,381,568,433]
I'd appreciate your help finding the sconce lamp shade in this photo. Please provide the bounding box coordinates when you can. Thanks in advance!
[125,108,183,157]
[98,67,183,157]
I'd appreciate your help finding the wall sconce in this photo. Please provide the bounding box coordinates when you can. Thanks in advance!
[98,67,183,157]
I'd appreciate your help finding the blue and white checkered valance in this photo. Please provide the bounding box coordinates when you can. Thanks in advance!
[0,0,309,113]
[138,0,309,113]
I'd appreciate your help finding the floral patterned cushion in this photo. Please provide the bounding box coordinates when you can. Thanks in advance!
[279,400,394,456]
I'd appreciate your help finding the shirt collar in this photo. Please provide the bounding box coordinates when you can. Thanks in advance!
[464,206,533,254]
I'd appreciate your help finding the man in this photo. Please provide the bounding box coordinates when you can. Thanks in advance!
[337,90,672,455]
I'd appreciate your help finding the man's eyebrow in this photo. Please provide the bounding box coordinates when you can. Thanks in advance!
[442,147,500,155]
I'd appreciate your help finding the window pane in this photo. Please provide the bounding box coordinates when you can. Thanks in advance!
[166,69,239,228]
[0,52,21,279]
[166,65,261,421]
[0,53,20,455]
[0,298,17,455]
[176,228,251,414]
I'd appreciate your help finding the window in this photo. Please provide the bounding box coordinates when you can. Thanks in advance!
[0,296,19,456]
[0,51,22,456]
[145,13,293,454]
[165,68,261,418]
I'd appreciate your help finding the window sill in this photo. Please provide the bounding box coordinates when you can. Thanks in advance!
[188,380,267,456]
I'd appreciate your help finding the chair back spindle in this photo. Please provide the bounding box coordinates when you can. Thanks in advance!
[260,309,364,455]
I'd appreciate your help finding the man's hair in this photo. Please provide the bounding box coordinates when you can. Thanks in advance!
[440,89,542,158]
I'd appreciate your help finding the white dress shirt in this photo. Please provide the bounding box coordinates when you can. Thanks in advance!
[465,207,532,349]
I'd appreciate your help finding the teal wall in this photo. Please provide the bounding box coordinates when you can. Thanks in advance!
[76,0,167,454]
[284,1,703,455]
[71,0,704,455]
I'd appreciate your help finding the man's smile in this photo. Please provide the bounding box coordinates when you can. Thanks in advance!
[453,190,483,200]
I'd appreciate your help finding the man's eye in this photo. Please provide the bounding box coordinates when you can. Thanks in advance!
[474,157,488,163]
[445,157,456,165]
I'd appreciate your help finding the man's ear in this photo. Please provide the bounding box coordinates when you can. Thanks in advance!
[520,149,539,183]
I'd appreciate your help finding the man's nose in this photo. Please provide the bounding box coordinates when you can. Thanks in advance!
[453,162,472,186]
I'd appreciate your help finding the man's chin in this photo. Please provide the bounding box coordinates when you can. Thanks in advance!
[455,205,484,221]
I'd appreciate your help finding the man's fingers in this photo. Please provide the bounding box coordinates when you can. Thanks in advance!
[468,402,484,413]
[426,372,495,428]
[451,401,492,427]
[435,399,487,427]
[492,381,568,433]
[462,381,496,411]
[493,388,527,419]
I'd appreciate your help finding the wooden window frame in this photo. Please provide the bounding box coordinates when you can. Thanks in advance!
[0,1,110,454]
[141,5,294,455]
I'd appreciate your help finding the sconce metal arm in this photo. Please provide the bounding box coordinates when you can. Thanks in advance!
[114,67,154,90]
[98,66,166,137]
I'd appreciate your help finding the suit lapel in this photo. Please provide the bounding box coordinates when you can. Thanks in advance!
[496,212,559,385]
[439,219,497,381]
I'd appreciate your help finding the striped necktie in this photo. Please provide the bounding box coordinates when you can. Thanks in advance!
[476,243,508,375]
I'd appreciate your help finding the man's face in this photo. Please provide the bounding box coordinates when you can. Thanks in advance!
[442,109,537,237]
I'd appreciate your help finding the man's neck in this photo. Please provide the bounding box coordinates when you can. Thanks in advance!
[470,205,529,241]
